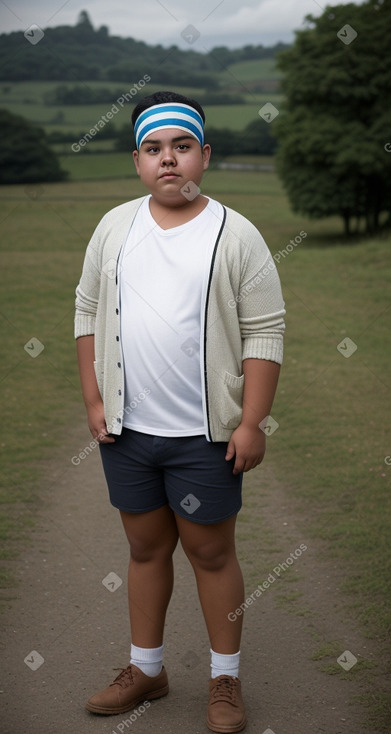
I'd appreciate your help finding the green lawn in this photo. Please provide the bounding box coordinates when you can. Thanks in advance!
[59,151,277,182]
[60,151,139,179]
[0,169,390,725]
[203,100,282,129]
[0,80,281,141]
[222,57,283,82]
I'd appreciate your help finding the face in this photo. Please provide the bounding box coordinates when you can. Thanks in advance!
[133,128,211,207]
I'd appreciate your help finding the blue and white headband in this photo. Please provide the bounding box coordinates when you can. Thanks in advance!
[134,102,205,150]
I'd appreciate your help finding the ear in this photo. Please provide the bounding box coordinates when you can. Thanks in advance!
[133,149,140,175]
[202,144,211,171]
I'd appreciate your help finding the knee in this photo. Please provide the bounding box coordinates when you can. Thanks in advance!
[129,537,177,564]
[184,540,232,572]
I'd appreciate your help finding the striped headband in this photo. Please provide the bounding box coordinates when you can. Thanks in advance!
[134,102,205,149]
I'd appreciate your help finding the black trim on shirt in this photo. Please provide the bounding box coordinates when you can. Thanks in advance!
[203,206,227,442]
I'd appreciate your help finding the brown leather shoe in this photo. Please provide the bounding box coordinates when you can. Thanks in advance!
[207,675,247,733]
[85,664,169,715]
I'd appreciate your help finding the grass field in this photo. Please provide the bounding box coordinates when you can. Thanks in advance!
[60,151,139,179]
[56,152,277,179]
[0,164,390,725]
[221,57,283,88]
[0,57,280,103]
[0,73,282,142]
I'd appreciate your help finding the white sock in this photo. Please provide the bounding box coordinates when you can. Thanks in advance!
[130,643,164,677]
[210,648,240,679]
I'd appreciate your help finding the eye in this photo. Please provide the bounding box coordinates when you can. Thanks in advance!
[147,146,159,153]
[177,144,190,151]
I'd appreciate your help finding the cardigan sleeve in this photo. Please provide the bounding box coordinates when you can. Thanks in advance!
[237,222,286,364]
[74,220,104,339]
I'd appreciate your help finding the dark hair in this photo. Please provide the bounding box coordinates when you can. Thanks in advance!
[131,90,205,129]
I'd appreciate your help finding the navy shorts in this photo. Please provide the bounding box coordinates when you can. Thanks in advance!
[99,428,242,524]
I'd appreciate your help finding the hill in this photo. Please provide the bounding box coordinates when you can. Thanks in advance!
[0,10,288,87]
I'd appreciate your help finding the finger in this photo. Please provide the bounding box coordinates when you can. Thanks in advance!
[225,440,235,461]
[99,429,115,442]
[93,429,115,444]
[233,457,246,475]
[245,456,263,471]
[239,456,259,473]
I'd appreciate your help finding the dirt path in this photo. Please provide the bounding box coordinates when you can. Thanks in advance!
[1,414,382,734]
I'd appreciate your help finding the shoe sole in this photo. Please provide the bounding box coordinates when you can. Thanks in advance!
[85,683,169,715]
[206,713,247,733]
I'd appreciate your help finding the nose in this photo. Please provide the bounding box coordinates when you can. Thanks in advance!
[161,147,176,166]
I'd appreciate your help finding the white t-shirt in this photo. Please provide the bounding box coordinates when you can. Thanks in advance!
[119,195,224,436]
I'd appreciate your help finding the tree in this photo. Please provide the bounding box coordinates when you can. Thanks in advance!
[77,10,94,30]
[274,0,391,235]
[0,19,287,84]
[0,109,67,184]
[241,118,277,156]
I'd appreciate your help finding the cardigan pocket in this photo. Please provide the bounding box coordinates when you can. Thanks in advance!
[93,359,104,397]
[218,371,244,429]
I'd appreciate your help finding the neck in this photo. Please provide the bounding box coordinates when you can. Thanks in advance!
[149,194,209,230]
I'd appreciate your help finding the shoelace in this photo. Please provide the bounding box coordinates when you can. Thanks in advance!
[211,676,238,704]
[110,666,136,688]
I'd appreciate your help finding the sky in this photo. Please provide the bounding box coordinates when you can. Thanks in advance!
[0,0,367,48]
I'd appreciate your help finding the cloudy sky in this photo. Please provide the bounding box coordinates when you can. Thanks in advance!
[1,0,367,48]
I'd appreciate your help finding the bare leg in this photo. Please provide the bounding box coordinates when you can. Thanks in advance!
[120,505,179,648]
[175,514,244,653]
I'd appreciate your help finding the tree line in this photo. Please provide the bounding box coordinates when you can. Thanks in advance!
[43,85,246,106]
[46,117,277,157]
[0,10,287,86]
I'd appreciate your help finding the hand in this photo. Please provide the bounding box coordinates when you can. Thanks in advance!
[225,423,266,475]
[86,402,115,444]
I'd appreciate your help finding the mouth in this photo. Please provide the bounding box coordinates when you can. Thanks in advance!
[159,172,180,180]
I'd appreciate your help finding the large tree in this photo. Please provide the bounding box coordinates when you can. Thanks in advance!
[275,0,391,235]
[0,109,67,184]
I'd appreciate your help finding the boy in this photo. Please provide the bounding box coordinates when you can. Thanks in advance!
[75,90,285,733]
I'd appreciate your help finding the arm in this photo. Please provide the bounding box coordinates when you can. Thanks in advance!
[225,358,280,475]
[225,222,285,474]
[76,335,115,444]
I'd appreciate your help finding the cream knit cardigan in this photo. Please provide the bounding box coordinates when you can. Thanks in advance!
[75,196,286,442]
